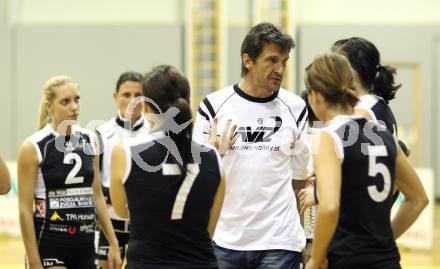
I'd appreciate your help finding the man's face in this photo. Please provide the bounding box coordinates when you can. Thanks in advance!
[114,80,143,120]
[247,42,290,92]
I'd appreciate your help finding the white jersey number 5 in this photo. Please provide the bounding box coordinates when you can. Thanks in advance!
[63,152,84,185]
[367,145,391,202]
[163,163,200,220]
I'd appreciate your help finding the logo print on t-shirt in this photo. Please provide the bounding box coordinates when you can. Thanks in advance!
[236,116,282,143]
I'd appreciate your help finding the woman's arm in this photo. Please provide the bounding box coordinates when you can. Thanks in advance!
[92,145,122,269]
[17,141,43,269]
[208,176,225,238]
[0,153,11,194]
[109,141,129,219]
[306,132,341,269]
[391,146,428,238]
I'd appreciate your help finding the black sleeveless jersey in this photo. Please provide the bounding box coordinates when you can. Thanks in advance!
[27,125,97,246]
[356,94,398,139]
[122,131,221,269]
[323,116,400,269]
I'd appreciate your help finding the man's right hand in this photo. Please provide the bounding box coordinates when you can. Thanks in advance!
[299,185,317,215]
[208,118,238,155]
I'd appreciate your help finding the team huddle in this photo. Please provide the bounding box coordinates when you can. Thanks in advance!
[12,22,428,269]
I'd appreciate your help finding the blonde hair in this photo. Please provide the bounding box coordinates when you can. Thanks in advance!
[305,52,358,110]
[38,75,77,130]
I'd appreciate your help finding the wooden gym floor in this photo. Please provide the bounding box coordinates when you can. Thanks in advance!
[0,203,439,269]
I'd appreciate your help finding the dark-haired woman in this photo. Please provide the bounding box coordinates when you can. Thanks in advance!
[96,71,150,269]
[299,37,408,212]
[303,53,427,269]
[332,37,408,202]
[110,65,225,269]
[332,36,400,140]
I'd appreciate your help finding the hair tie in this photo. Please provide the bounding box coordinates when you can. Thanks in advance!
[376,64,382,71]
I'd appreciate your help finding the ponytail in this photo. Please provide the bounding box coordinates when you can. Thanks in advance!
[142,65,193,181]
[38,98,51,130]
[339,86,359,108]
[372,65,401,103]
[331,37,401,104]
[169,97,193,180]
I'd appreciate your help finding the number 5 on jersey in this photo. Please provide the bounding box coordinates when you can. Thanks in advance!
[367,145,391,202]
[163,163,200,220]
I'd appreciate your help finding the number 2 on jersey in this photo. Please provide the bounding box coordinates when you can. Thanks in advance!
[63,152,84,184]
[367,145,391,202]
[163,163,200,220]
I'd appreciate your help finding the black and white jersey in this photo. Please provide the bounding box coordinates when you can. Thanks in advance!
[122,131,221,268]
[193,84,309,251]
[356,94,397,139]
[27,124,98,246]
[322,115,400,269]
[96,112,149,222]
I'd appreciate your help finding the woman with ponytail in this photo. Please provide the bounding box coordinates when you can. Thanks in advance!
[303,53,427,269]
[331,36,401,138]
[300,37,409,214]
[17,75,121,269]
[110,65,225,269]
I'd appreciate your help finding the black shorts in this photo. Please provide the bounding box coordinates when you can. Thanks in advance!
[97,219,130,260]
[32,239,95,269]
[125,262,218,269]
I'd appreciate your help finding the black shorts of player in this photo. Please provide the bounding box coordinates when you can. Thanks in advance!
[97,219,130,260]
[125,262,219,269]
[32,239,95,269]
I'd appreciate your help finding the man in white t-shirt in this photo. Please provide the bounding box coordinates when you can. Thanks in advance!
[193,22,309,269]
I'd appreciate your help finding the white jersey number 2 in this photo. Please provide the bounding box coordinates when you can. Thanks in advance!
[63,152,85,185]
[367,145,391,202]
[163,163,200,220]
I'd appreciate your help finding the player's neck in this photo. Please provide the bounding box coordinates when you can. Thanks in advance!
[238,79,274,98]
[353,79,370,97]
[323,107,354,123]
[50,121,73,136]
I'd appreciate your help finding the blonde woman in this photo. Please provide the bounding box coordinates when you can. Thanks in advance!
[17,76,121,269]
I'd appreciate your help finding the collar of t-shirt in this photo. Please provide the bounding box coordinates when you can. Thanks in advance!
[233,84,279,103]
[116,111,144,132]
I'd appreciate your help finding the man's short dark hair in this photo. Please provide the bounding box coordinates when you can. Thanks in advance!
[240,22,295,77]
[116,71,143,92]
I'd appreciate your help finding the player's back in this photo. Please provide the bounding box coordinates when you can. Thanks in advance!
[324,115,400,269]
[123,131,221,269]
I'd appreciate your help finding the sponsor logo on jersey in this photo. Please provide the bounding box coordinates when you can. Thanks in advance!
[236,116,282,144]
[68,226,77,235]
[65,213,95,221]
[79,223,95,233]
[49,224,68,233]
[49,211,64,222]
[48,187,93,198]
[49,196,94,209]
[42,258,64,267]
